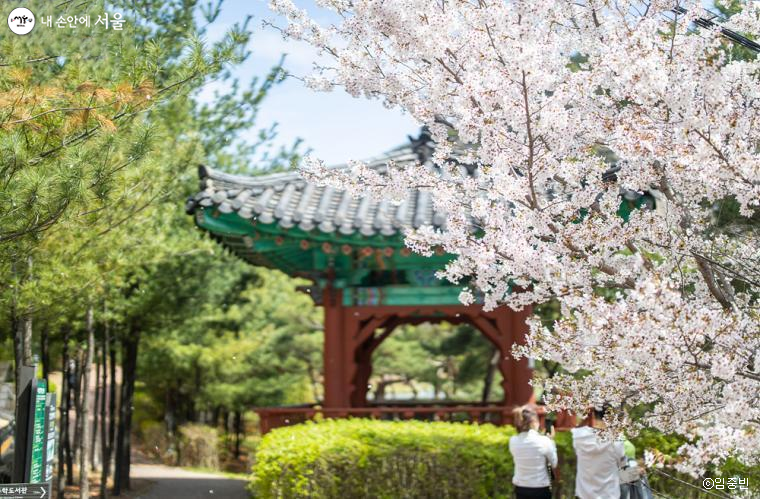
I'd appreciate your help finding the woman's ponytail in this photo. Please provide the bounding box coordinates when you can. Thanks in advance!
[512,406,524,431]
[512,405,539,432]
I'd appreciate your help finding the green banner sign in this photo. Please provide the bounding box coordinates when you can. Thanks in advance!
[28,381,46,483]
[43,394,56,483]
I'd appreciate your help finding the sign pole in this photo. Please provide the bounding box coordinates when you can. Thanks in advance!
[12,366,35,483]
[7,365,54,499]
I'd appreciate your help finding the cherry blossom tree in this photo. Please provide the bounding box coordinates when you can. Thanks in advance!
[268,0,759,474]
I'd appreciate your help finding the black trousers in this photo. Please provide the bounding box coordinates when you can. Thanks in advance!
[515,485,552,499]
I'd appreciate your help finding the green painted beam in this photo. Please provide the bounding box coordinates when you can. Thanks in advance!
[344,286,465,306]
[196,209,455,280]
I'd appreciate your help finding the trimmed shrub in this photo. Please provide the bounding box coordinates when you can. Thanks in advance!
[251,419,518,499]
[178,423,220,469]
[251,420,756,498]
[139,420,173,464]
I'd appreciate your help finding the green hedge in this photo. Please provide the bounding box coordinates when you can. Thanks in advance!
[250,419,520,499]
[250,420,758,499]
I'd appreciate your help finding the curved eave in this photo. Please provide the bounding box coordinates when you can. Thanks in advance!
[193,206,409,248]
[193,208,454,280]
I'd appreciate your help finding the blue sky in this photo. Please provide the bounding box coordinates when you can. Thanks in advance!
[199,0,419,165]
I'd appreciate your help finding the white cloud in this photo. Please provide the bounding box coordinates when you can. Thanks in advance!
[251,29,327,76]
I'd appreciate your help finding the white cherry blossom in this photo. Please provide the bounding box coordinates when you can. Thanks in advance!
[271,0,760,473]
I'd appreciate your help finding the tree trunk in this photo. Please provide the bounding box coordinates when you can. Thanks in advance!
[91,337,102,471]
[100,318,111,499]
[21,256,33,367]
[65,357,74,483]
[123,337,137,490]
[72,354,82,468]
[12,257,33,408]
[165,385,175,435]
[481,347,500,404]
[449,357,458,397]
[406,380,418,399]
[189,364,201,423]
[165,384,177,465]
[41,324,49,384]
[22,314,32,367]
[373,375,406,402]
[306,361,320,403]
[57,325,71,499]
[80,306,95,499]
[233,411,242,458]
[114,326,139,495]
[108,338,117,471]
[11,261,20,396]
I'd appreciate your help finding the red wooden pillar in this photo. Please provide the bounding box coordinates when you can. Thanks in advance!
[351,342,373,407]
[495,306,535,406]
[350,319,397,407]
[510,305,535,405]
[323,287,352,408]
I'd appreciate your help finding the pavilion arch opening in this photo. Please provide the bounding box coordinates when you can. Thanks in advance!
[342,303,537,422]
[367,321,506,406]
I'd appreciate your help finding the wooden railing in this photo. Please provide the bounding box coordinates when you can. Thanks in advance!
[254,403,579,434]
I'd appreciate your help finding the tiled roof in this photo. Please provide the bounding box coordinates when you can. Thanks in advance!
[186,131,475,238]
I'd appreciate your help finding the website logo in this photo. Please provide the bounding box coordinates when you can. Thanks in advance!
[8,7,35,35]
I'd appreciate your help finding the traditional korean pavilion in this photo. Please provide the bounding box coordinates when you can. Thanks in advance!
[186,131,537,433]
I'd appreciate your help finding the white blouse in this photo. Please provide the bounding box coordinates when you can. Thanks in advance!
[509,430,558,488]
[572,426,626,499]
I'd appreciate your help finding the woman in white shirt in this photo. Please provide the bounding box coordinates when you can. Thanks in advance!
[571,408,626,499]
[509,406,558,499]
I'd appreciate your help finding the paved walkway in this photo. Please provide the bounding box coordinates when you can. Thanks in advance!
[127,464,249,499]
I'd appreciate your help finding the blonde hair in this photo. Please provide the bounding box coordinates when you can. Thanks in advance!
[512,405,539,433]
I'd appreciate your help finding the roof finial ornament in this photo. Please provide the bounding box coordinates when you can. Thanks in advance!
[408,127,434,164]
